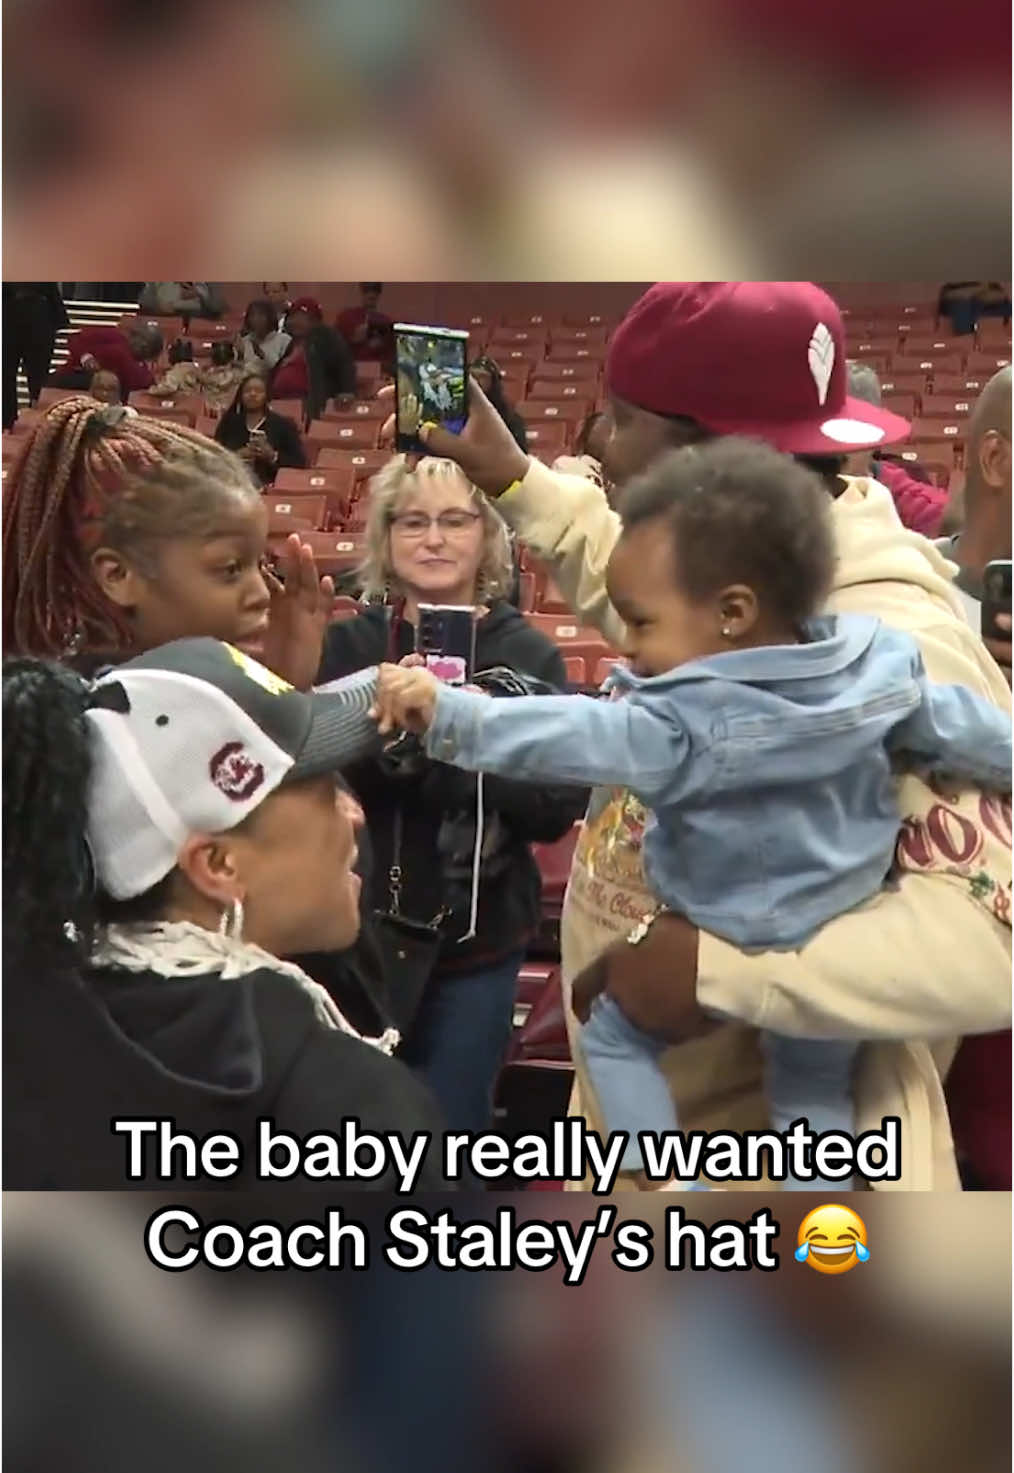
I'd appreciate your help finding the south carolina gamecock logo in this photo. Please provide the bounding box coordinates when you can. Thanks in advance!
[209,742,265,801]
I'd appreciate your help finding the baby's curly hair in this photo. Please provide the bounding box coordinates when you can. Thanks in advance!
[619,437,836,625]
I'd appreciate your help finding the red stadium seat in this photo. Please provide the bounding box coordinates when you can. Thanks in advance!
[965,351,1011,376]
[264,486,349,529]
[185,318,233,339]
[129,390,203,420]
[265,509,316,537]
[274,466,355,512]
[501,311,558,329]
[517,401,587,433]
[493,349,542,373]
[270,399,305,426]
[532,824,580,928]
[892,353,965,377]
[850,338,900,360]
[551,325,609,347]
[975,322,1012,351]
[524,613,613,671]
[195,416,219,439]
[561,654,587,683]
[536,576,572,615]
[881,393,917,420]
[515,961,560,1014]
[307,419,380,451]
[921,394,977,418]
[527,379,597,403]
[879,373,928,397]
[516,571,537,613]
[488,326,550,351]
[321,400,387,423]
[313,447,390,483]
[932,372,990,395]
[562,311,614,328]
[900,336,962,358]
[545,342,605,365]
[522,423,569,455]
[533,361,602,382]
[592,655,619,686]
[912,417,966,446]
[276,530,366,577]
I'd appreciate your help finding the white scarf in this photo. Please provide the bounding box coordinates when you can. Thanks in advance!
[91,921,400,1055]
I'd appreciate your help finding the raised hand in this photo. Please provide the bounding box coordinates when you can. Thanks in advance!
[259,534,335,691]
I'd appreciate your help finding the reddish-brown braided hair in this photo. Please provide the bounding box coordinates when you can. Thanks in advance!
[2,398,256,657]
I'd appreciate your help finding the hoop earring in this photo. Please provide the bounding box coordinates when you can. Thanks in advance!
[218,897,245,942]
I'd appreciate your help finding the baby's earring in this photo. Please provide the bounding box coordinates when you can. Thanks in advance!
[721,624,733,639]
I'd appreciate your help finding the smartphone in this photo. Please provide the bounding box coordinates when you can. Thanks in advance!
[981,559,1012,641]
[416,604,477,685]
[395,324,469,453]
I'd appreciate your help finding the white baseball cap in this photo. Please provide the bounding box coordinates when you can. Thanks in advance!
[84,638,378,900]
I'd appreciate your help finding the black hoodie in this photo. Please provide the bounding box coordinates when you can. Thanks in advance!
[4,946,447,1190]
[317,601,588,974]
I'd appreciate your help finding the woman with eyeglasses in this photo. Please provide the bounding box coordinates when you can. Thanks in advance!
[316,457,586,1135]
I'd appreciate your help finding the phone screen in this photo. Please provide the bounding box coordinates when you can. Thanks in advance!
[981,558,1013,641]
[395,324,468,453]
[416,604,477,685]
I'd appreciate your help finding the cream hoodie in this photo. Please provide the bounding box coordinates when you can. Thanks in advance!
[496,462,1012,1191]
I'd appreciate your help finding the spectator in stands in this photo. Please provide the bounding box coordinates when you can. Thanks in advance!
[2,282,68,428]
[215,374,307,487]
[139,282,228,320]
[88,370,125,406]
[263,281,292,318]
[238,298,292,375]
[932,366,1013,1191]
[150,339,203,398]
[3,639,445,1189]
[553,409,613,494]
[410,280,1012,1189]
[469,356,528,451]
[935,368,1013,651]
[845,362,947,536]
[201,341,247,415]
[272,297,356,421]
[336,283,396,365]
[52,322,162,396]
[938,282,1011,338]
[316,456,586,1133]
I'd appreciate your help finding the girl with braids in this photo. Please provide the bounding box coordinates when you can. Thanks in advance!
[3,638,445,1189]
[1,396,330,689]
[2,395,398,1044]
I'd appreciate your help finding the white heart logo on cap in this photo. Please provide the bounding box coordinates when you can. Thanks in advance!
[808,323,835,406]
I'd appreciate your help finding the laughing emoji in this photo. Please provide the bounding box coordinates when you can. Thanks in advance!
[794,1205,869,1275]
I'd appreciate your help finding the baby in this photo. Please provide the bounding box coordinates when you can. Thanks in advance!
[372,438,1012,1189]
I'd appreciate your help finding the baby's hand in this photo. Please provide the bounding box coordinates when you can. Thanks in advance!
[371,663,441,735]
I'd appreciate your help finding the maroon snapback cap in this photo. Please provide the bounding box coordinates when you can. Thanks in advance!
[607,281,911,455]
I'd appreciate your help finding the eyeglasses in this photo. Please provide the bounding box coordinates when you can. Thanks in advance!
[390,511,481,538]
